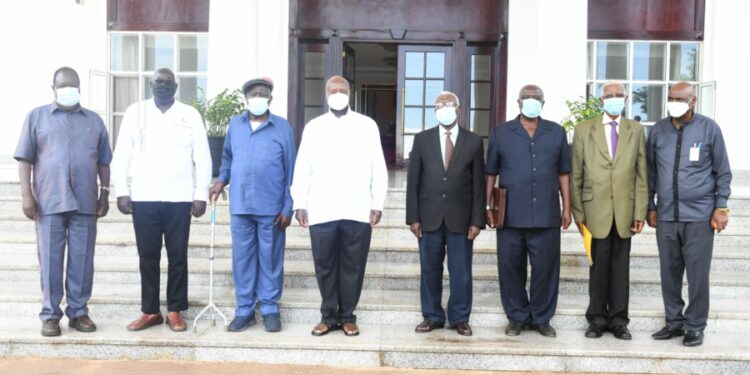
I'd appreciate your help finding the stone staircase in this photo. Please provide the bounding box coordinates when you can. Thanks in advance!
[0,181,749,374]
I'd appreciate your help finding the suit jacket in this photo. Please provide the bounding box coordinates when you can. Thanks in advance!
[406,126,486,233]
[570,117,648,239]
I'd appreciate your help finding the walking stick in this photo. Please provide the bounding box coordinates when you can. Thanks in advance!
[193,190,229,333]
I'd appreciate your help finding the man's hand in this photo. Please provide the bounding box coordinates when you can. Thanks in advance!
[575,221,585,236]
[191,200,207,218]
[711,209,729,233]
[369,210,382,227]
[630,220,644,234]
[486,209,495,228]
[295,209,309,228]
[647,210,657,228]
[209,181,226,203]
[561,208,572,230]
[467,225,481,241]
[409,222,422,238]
[22,195,38,221]
[274,214,291,230]
[117,196,133,215]
[96,191,109,218]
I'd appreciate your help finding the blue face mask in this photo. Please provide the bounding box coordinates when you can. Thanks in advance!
[521,98,542,118]
[55,87,80,107]
[602,97,625,116]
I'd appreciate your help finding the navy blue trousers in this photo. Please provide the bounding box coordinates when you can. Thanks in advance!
[418,224,473,325]
[497,226,560,325]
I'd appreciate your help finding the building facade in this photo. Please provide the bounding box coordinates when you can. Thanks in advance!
[2,0,748,168]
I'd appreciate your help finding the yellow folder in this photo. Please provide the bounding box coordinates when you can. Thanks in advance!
[582,224,593,266]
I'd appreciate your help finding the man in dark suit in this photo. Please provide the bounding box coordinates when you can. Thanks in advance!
[486,84,572,338]
[406,91,486,336]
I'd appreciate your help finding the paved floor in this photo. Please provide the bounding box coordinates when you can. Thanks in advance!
[0,358,619,375]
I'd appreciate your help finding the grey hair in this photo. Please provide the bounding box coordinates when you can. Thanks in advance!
[601,80,626,96]
[434,91,460,107]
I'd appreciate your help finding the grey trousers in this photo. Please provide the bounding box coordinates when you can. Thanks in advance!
[655,220,714,332]
[36,212,97,321]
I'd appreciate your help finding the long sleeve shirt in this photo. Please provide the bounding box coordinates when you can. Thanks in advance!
[111,99,212,202]
[218,111,296,217]
[647,112,732,222]
[291,109,388,226]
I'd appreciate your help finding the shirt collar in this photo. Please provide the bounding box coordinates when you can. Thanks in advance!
[602,114,620,125]
[246,111,275,127]
[48,102,87,116]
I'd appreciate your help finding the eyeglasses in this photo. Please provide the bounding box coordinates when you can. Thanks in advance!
[435,102,458,109]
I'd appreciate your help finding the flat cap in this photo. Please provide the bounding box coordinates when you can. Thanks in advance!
[242,77,274,95]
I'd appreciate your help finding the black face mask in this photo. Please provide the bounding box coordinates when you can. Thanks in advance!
[152,81,177,101]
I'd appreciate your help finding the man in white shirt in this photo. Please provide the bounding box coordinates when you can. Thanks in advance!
[291,75,388,337]
[111,68,212,332]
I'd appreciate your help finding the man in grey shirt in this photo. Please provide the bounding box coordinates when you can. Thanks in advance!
[646,82,731,347]
[15,67,112,337]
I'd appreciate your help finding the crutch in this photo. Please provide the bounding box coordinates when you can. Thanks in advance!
[193,189,229,333]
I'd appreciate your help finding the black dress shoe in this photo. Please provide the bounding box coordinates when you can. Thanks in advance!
[536,323,556,338]
[652,325,685,340]
[450,322,472,336]
[612,325,632,340]
[41,319,61,337]
[585,324,603,338]
[683,331,704,347]
[69,315,97,332]
[415,319,445,333]
[505,320,524,336]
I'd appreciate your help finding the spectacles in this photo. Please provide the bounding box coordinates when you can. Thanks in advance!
[435,102,458,109]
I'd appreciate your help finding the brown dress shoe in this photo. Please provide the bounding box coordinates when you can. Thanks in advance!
[342,322,360,336]
[415,319,445,333]
[311,321,338,336]
[126,313,164,331]
[451,322,473,336]
[166,311,187,332]
[41,319,61,337]
[69,315,97,332]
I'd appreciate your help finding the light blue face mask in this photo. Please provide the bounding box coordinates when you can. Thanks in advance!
[602,97,625,116]
[521,98,542,118]
[55,87,80,107]
[247,97,269,116]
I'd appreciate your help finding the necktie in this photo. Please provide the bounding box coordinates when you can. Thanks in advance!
[444,130,454,170]
[609,121,618,159]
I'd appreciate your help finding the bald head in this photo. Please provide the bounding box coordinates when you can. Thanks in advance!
[518,85,544,102]
[153,68,176,83]
[325,75,350,96]
[669,82,695,99]
[52,67,80,89]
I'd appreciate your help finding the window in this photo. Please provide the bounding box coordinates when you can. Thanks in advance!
[109,32,208,144]
[403,51,447,134]
[587,40,699,124]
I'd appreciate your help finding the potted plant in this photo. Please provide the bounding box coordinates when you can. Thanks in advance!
[560,96,602,145]
[184,89,245,177]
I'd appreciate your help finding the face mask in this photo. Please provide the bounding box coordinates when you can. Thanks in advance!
[521,98,543,118]
[55,87,80,107]
[327,92,349,111]
[247,97,269,116]
[602,97,625,116]
[667,101,690,118]
[435,107,457,126]
[152,81,177,101]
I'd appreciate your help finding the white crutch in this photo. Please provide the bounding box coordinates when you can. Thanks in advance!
[193,190,229,333]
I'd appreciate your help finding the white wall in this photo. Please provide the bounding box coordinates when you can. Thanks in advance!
[207,0,289,117]
[0,0,108,157]
[702,0,750,170]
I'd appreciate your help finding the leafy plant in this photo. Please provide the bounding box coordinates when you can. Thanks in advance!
[189,89,245,136]
[560,96,603,132]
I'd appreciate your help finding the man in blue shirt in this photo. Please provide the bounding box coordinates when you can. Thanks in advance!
[209,77,296,332]
[647,82,731,347]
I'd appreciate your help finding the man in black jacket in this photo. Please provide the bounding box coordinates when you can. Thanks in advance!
[406,91,486,336]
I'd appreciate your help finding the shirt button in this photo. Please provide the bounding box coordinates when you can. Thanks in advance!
[442,194,446,198]
[532,154,536,158]
[532,182,536,186]
[443,177,447,181]
[533,168,537,171]
[531,142,535,146]
[533,198,537,202]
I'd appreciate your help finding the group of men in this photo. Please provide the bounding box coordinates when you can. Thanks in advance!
[16,67,730,348]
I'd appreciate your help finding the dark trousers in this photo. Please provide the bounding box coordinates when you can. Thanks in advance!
[309,220,372,325]
[35,212,97,321]
[656,221,714,332]
[132,201,192,314]
[497,226,560,325]
[586,221,631,328]
[419,224,473,325]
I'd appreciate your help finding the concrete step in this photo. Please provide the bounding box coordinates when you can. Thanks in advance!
[3,282,748,333]
[1,240,748,271]
[2,256,749,298]
[0,317,748,374]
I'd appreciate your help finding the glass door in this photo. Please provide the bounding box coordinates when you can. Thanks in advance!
[396,45,452,160]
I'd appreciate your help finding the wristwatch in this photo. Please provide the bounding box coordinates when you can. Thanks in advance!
[486,205,492,210]
[717,207,730,214]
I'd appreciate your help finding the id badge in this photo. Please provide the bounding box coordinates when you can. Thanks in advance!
[689,145,700,161]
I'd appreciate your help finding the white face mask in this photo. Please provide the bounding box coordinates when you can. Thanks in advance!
[327,92,349,111]
[246,97,269,116]
[55,87,80,107]
[667,101,690,118]
[435,107,457,126]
